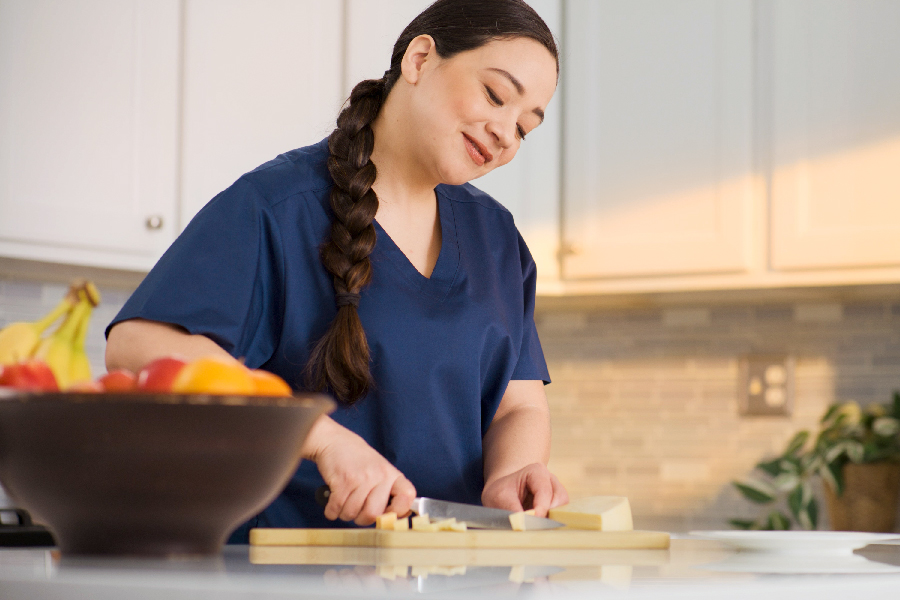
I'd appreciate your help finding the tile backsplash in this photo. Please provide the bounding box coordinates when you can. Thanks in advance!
[2,272,899,531]
[537,298,900,532]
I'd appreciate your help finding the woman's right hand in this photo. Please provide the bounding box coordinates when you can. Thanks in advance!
[302,416,416,526]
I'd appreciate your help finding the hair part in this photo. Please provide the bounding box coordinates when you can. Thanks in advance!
[305,0,558,405]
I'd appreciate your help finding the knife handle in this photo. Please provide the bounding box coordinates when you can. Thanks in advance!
[315,485,331,508]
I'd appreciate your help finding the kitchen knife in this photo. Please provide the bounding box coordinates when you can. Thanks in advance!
[411,497,565,530]
[314,486,565,530]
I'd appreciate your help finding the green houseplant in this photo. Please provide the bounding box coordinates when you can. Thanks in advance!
[731,392,900,531]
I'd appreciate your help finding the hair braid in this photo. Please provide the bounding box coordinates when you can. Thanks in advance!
[305,0,558,405]
[305,78,387,404]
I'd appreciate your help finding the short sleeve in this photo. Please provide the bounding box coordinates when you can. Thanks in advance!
[510,232,550,384]
[106,177,285,368]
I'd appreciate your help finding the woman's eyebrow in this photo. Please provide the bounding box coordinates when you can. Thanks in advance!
[486,68,545,123]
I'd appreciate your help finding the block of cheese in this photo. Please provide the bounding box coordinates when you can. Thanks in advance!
[548,496,633,531]
[393,516,410,531]
[375,512,397,530]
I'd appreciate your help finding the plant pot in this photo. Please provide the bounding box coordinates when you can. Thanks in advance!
[823,462,900,532]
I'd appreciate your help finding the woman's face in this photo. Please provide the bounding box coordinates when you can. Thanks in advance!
[400,36,558,186]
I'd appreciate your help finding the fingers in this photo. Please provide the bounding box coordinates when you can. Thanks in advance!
[386,475,417,517]
[525,467,554,518]
[549,472,569,509]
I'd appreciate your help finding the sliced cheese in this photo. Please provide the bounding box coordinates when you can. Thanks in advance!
[411,514,438,531]
[548,496,633,531]
[508,511,527,531]
[375,512,397,530]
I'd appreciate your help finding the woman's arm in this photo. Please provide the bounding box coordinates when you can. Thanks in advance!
[481,379,569,517]
[105,318,237,373]
[105,317,415,525]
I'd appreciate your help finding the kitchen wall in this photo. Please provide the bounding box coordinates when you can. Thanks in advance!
[2,272,899,531]
[537,293,900,532]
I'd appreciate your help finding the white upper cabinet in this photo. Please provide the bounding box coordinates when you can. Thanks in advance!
[561,0,755,281]
[768,0,900,271]
[0,0,181,271]
[179,0,343,227]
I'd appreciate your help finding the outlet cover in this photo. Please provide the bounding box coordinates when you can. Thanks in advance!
[738,355,794,416]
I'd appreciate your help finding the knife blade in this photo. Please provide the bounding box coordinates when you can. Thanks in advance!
[314,485,565,530]
[411,497,565,530]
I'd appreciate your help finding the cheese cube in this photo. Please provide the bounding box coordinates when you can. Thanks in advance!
[393,516,410,531]
[411,514,437,531]
[548,496,633,531]
[509,511,527,531]
[375,512,397,530]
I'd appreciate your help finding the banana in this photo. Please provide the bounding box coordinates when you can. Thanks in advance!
[32,295,92,390]
[68,290,95,385]
[0,294,75,365]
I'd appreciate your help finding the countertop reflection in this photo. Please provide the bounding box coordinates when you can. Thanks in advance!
[1,538,900,599]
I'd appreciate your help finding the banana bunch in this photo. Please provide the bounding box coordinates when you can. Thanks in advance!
[0,280,101,388]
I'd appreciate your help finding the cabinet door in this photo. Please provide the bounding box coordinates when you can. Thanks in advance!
[769,0,900,271]
[0,0,180,271]
[180,0,343,226]
[561,0,754,280]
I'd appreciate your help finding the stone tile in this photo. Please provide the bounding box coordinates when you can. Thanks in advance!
[843,303,887,320]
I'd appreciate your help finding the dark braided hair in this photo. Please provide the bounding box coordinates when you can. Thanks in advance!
[305,0,559,405]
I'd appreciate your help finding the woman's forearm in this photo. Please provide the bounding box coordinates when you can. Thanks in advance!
[105,318,236,373]
[482,380,551,486]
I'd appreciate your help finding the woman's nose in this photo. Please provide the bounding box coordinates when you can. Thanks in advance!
[486,118,516,149]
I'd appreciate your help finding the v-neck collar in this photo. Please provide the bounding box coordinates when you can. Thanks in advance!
[372,188,459,302]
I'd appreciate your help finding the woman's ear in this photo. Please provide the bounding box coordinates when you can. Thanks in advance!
[400,35,437,85]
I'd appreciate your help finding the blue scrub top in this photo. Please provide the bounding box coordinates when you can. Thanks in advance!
[108,139,550,540]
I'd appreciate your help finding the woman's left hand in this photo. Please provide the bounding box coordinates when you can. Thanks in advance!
[481,463,568,518]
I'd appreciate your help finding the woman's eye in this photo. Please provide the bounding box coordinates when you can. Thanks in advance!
[517,125,527,141]
[485,86,503,106]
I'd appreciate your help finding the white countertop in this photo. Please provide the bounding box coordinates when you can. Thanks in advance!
[1,538,899,599]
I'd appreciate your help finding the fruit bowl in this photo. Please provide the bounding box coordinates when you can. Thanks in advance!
[0,390,334,556]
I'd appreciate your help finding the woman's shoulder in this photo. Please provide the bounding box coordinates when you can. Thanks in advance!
[437,182,518,235]
[236,138,332,210]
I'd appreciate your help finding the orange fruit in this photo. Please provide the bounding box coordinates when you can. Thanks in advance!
[171,357,255,396]
[249,369,293,397]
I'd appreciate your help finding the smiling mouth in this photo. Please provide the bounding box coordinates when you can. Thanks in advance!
[463,134,492,166]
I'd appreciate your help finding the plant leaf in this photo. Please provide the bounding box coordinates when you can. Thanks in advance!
[892,391,900,419]
[757,458,784,478]
[820,403,843,426]
[733,479,777,504]
[787,486,804,520]
[825,442,848,464]
[773,472,800,492]
[728,519,757,530]
[820,461,845,496]
[767,511,792,530]
[808,497,819,530]
[785,431,809,456]
[846,440,865,463]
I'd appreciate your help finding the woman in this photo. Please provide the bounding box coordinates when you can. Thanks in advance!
[105,0,568,541]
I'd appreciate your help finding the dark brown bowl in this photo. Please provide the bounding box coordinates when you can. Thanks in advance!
[0,391,334,556]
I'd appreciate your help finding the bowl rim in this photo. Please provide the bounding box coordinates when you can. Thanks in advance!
[0,388,336,409]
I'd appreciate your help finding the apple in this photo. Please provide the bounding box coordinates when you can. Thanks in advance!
[136,357,188,392]
[97,369,137,392]
[0,360,59,392]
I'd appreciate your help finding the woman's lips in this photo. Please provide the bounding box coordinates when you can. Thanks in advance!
[463,134,492,167]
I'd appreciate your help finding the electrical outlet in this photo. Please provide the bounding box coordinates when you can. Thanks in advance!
[738,355,794,416]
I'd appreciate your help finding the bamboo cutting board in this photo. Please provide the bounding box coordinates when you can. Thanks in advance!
[249,528,670,549]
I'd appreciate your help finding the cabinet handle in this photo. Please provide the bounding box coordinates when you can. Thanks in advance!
[556,242,580,260]
[145,215,164,230]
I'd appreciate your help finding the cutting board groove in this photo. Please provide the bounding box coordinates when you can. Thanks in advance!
[249,528,669,549]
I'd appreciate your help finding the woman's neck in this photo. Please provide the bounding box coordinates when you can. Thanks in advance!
[368,94,438,210]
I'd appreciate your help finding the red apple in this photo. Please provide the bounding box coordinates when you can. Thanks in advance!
[97,369,137,392]
[0,360,59,392]
[136,357,188,393]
